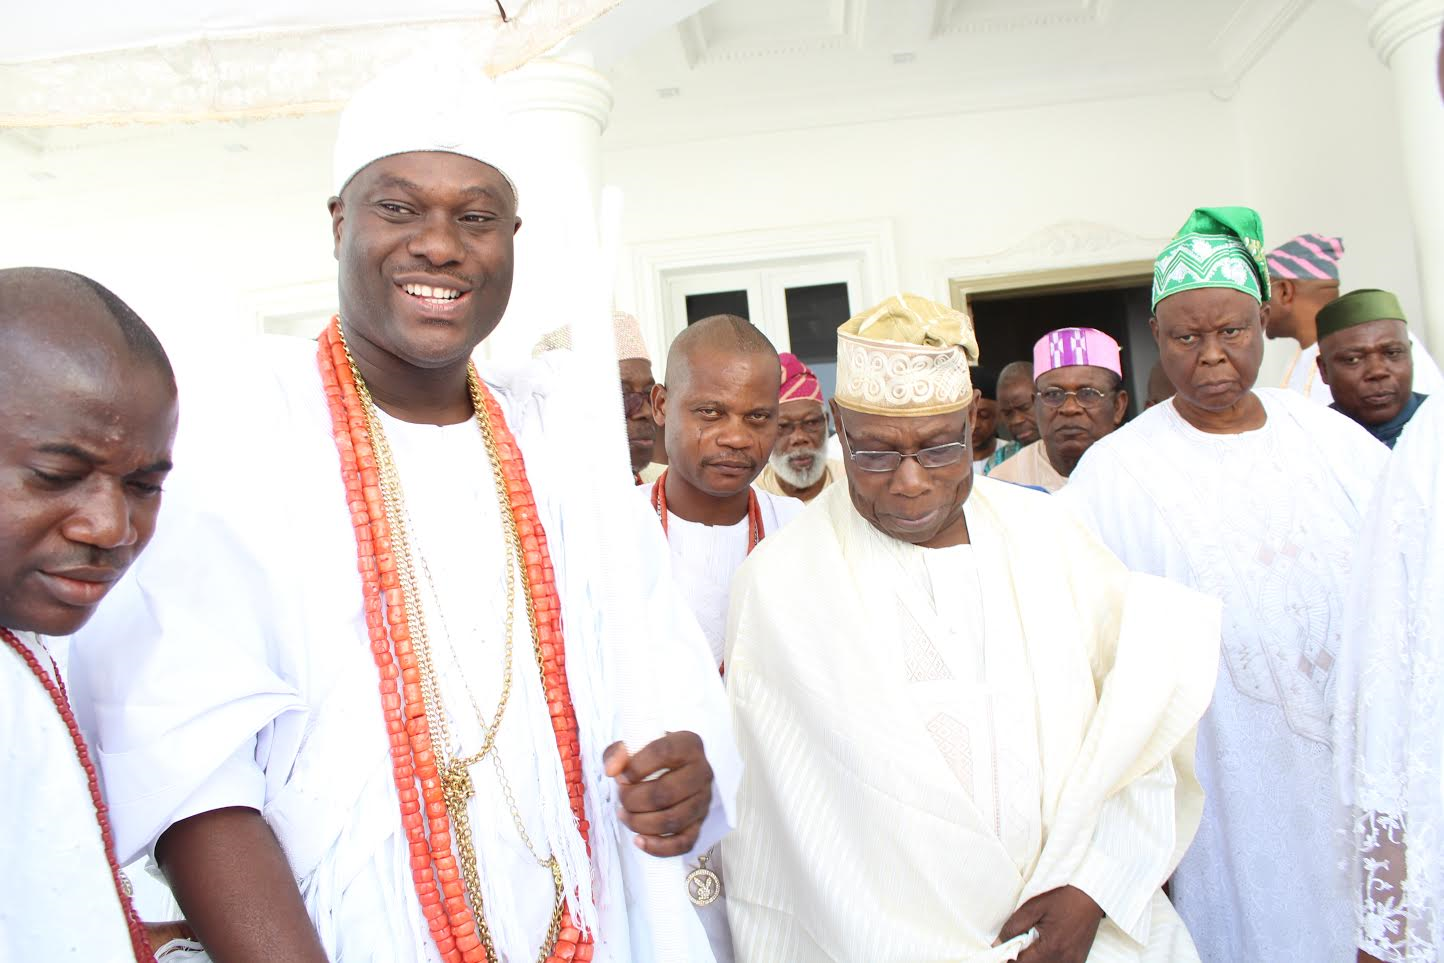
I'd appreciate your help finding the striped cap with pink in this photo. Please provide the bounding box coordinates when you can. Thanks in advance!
[1266,233,1344,281]
[778,352,823,404]
[1033,327,1123,378]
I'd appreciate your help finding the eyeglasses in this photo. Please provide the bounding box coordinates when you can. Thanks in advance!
[1037,387,1113,409]
[622,390,652,418]
[839,425,970,473]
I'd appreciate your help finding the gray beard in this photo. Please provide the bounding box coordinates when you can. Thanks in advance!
[769,446,828,489]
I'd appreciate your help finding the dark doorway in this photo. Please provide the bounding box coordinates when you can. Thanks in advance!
[966,280,1155,418]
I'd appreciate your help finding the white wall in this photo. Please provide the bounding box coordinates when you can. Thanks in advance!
[0,0,1422,373]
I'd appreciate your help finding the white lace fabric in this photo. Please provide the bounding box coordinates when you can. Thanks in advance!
[1334,398,1444,962]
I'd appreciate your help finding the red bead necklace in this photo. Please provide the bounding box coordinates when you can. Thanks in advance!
[1,627,154,963]
[317,318,593,963]
[649,469,764,553]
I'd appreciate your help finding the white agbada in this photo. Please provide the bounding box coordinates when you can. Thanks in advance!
[1282,334,1444,403]
[1,631,139,962]
[724,478,1220,963]
[635,483,802,664]
[1061,387,1388,963]
[69,336,740,963]
[631,481,800,963]
[1333,395,1444,962]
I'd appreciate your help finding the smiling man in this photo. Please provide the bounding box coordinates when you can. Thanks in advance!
[0,268,177,963]
[723,293,1219,963]
[1062,207,1389,963]
[68,64,738,963]
[755,352,842,503]
[990,328,1127,492]
[1316,288,1428,448]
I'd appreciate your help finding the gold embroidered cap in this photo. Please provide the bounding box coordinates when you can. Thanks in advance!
[834,294,979,416]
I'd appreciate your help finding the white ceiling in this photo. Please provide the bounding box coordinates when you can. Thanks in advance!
[602,0,1317,146]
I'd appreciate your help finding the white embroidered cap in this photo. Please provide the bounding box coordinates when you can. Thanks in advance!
[834,293,979,417]
[332,57,519,203]
[531,311,651,363]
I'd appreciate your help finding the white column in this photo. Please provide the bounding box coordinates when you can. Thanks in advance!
[1369,0,1444,352]
[489,51,614,361]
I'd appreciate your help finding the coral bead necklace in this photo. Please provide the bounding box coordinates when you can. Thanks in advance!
[317,317,593,963]
[649,469,764,554]
[0,627,155,963]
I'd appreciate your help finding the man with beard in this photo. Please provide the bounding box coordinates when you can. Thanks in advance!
[1315,289,1429,448]
[0,269,180,963]
[1062,206,1387,963]
[755,353,843,503]
[640,314,801,963]
[534,310,660,481]
[69,64,737,963]
[990,328,1127,492]
[723,293,1218,963]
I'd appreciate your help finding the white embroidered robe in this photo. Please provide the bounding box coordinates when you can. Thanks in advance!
[68,336,739,963]
[1333,395,1444,962]
[723,478,1220,962]
[1061,388,1388,963]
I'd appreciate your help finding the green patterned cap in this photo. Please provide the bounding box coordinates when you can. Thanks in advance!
[1316,289,1406,341]
[1152,206,1271,309]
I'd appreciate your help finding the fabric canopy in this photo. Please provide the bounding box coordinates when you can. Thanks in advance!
[0,0,619,126]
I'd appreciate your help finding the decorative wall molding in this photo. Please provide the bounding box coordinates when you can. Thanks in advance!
[937,219,1166,303]
[1209,0,1311,87]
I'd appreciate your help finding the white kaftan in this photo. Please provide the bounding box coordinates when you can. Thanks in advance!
[1334,395,1444,962]
[1061,388,1388,963]
[724,478,1220,962]
[69,336,739,963]
[1,631,138,962]
[1283,335,1444,404]
[632,483,801,963]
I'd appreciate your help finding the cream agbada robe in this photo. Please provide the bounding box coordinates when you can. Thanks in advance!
[723,478,1219,963]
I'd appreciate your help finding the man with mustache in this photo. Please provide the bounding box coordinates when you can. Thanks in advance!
[68,63,738,963]
[1062,207,1388,963]
[1315,288,1429,448]
[724,293,1219,963]
[533,310,661,481]
[640,313,800,962]
[755,352,843,504]
[989,328,1127,492]
[1269,234,1444,403]
[0,267,178,962]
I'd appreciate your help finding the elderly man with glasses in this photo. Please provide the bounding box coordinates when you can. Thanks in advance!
[989,327,1128,493]
[721,293,1219,963]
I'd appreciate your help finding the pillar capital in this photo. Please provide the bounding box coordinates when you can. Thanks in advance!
[498,55,614,133]
[1368,0,1444,66]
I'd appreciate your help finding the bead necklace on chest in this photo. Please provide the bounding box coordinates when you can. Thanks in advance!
[318,317,594,963]
[1,627,155,963]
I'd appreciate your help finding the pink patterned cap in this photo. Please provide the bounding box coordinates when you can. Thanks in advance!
[1033,327,1122,378]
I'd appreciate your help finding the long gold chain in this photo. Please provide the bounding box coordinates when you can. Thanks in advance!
[339,332,566,963]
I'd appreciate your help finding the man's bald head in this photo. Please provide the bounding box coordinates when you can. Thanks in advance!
[664,314,779,390]
[996,359,1040,445]
[0,268,175,387]
[0,267,178,635]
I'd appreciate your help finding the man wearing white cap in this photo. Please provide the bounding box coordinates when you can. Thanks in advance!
[533,310,661,482]
[724,293,1219,962]
[69,63,738,963]
[1062,207,1387,962]
[988,327,1128,493]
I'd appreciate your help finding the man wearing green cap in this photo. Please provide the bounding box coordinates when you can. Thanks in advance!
[723,293,1219,962]
[1062,207,1389,963]
[1316,288,1429,448]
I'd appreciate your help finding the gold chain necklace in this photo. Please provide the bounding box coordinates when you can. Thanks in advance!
[341,337,566,963]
